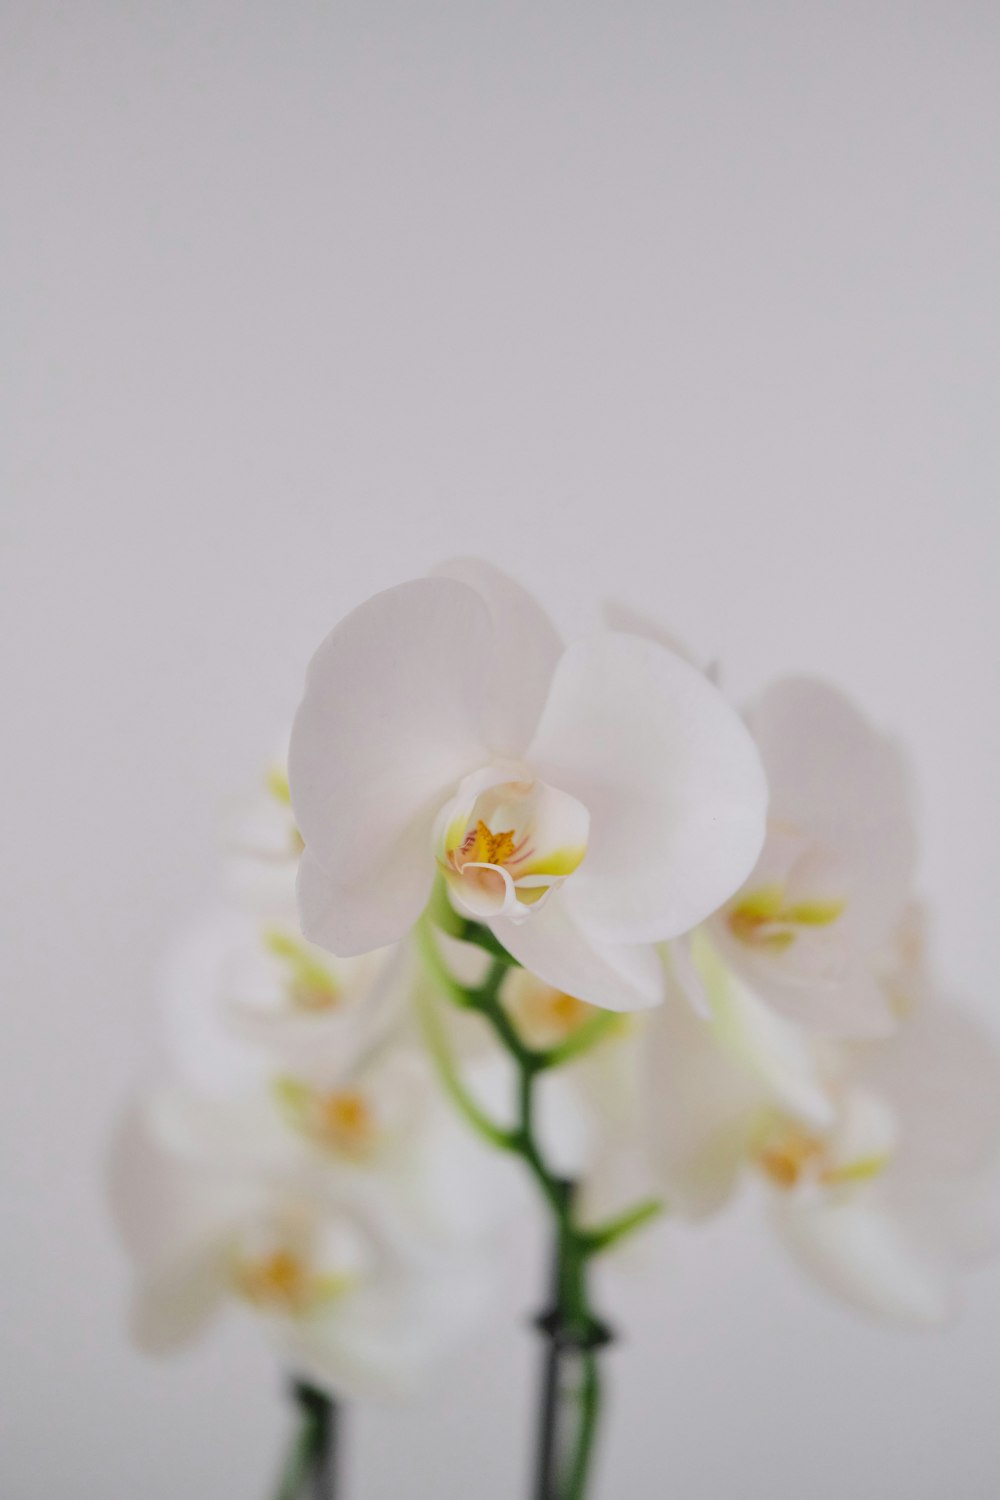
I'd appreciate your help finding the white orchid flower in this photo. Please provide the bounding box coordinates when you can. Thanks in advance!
[109,1100,492,1398]
[289,559,768,1012]
[704,677,917,1035]
[161,910,408,1094]
[159,928,523,1255]
[649,927,1000,1325]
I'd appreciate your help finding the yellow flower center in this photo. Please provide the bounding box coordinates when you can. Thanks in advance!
[234,1249,312,1312]
[464,820,518,867]
[312,1089,376,1156]
[728,883,846,953]
[233,1246,353,1315]
[753,1114,891,1192]
[274,1078,378,1159]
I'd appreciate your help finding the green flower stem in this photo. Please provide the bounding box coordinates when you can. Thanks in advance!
[580,1197,667,1256]
[416,908,666,1498]
[273,1383,336,1500]
[413,927,517,1152]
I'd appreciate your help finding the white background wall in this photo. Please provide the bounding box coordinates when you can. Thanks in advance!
[4,3,1000,1496]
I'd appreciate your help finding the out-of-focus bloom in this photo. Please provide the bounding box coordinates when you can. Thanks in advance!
[109,1100,491,1397]
[703,677,917,1035]
[289,559,768,1011]
[648,923,1000,1325]
[161,910,407,1093]
[157,915,523,1251]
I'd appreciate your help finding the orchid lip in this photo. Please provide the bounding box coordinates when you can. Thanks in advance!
[432,766,590,926]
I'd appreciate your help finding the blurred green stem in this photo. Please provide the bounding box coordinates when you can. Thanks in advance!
[416,902,665,1498]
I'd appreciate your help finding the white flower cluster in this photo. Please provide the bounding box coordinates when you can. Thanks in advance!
[112,559,1000,1404]
[109,763,524,1397]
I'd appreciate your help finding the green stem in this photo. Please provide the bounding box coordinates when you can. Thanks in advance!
[565,1351,601,1500]
[273,1403,322,1500]
[413,928,517,1152]
[580,1197,667,1256]
[417,901,669,1497]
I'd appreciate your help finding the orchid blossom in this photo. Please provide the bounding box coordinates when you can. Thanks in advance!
[288,560,768,1011]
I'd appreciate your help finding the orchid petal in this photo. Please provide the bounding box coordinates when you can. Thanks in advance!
[432,558,562,753]
[770,1192,953,1326]
[526,632,767,945]
[289,578,494,946]
[492,893,665,1013]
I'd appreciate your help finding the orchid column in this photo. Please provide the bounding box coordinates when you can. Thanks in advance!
[287,559,768,1495]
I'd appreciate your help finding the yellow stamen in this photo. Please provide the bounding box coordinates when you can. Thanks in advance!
[235,1249,311,1312]
[756,1124,824,1188]
[465,820,518,866]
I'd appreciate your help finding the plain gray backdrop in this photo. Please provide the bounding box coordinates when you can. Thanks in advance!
[3,3,1000,1496]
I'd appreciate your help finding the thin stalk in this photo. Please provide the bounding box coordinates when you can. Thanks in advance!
[274,1384,337,1500]
[417,903,667,1499]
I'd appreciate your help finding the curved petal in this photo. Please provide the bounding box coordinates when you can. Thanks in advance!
[602,600,717,680]
[432,558,563,753]
[130,1253,230,1354]
[685,930,836,1130]
[770,1192,953,1326]
[281,1257,493,1400]
[644,985,762,1219]
[527,632,767,944]
[289,577,493,899]
[297,845,433,958]
[492,893,664,1012]
[745,677,917,949]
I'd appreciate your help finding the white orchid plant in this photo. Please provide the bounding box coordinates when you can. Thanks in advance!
[111,560,1000,1499]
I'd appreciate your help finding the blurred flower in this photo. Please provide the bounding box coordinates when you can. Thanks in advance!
[109,1099,491,1397]
[648,922,1000,1325]
[156,914,524,1252]
[289,558,767,1011]
[703,677,917,1035]
[160,909,407,1094]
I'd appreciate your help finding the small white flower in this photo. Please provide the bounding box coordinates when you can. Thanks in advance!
[160,910,408,1094]
[705,677,917,1035]
[289,559,767,1011]
[108,1099,491,1397]
[648,925,1000,1325]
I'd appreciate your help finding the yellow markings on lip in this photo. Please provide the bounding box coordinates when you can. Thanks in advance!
[753,1115,891,1192]
[264,928,341,1011]
[821,1154,891,1186]
[729,884,846,951]
[266,765,292,805]
[233,1247,353,1315]
[274,1077,377,1159]
[755,1123,825,1188]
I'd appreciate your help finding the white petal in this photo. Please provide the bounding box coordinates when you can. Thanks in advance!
[745,677,917,949]
[129,1253,230,1354]
[107,1100,252,1269]
[289,577,493,934]
[853,1004,1000,1263]
[492,893,665,1012]
[526,632,767,944]
[280,1257,493,1400]
[686,930,836,1130]
[643,986,763,1218]
[432,558,563,753]
[297,845,431,958]
[770,1191,953,1326]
